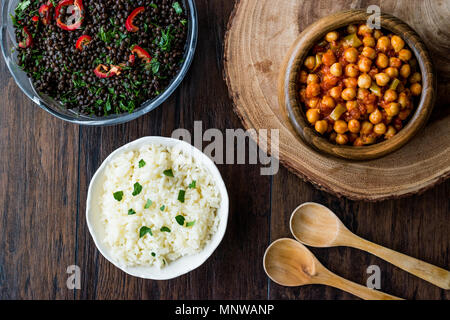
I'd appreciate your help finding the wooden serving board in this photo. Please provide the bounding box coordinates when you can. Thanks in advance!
[224,0,450,201]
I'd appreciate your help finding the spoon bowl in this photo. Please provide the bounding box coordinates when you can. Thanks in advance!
[290,202,346,247]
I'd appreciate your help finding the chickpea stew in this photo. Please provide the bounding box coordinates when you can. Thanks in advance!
[298,23,422,146]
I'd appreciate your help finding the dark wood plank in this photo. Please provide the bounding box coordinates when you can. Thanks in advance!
[75,0,271,299]
[270,166,450,300]
[0,59,79,299]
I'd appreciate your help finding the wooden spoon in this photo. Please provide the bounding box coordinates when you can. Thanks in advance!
[289,202,450,290]
[263,238,402,300]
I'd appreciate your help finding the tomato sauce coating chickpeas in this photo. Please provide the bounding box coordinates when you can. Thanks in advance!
[298,24,422,146]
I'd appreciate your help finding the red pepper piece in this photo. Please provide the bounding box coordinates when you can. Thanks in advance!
[131,45,152,63]
[55,0,85,31]
[18,27,33,48]
[76,35,92,50]
[128,54,136,64]
[94,64,122,78]
[126,7,145,32]
[39,1,54,25]
[32,15,39,22]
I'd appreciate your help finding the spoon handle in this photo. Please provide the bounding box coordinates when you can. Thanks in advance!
[351,237,450,290]
[318,271,403,300]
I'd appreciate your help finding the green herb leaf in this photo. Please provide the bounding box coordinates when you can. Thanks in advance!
[163,169,174,177]
[113,191,124,201]
[151,252,156,257]
[160,205,165,211]
[139,226,152,237]
[175,215,185,226]
[128,208,136,215]
[180,19,187,26]
[160,226,171,233]
[186,221,196,227]
[150,3,157,9]
[178,190,186,203]
[172,2,183,14]
[132,182,143,196]
[188,181,196,189]
[138,159,146,168]
[144,199,153,209]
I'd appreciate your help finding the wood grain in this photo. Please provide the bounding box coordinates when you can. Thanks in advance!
[224,0,450,200]
[0,0,448,301]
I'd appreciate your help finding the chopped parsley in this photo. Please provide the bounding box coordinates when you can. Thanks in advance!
[139,226,153,237]
[178,190,186,203]
[144,199,153,209]
[151,252,156,257]
[186,221,196,227]
[188,181,196,189]
[138,159,146,168]
[132,182,143,196]
[160,205,166,211]
[160,226,171,233]
[113,191,124,201]
[163,169,174,177]
[175,215,185,226]
[128,208,136,215]
[172,2,183,14]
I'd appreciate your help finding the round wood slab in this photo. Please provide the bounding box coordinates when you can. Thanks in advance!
[224,0,450,201]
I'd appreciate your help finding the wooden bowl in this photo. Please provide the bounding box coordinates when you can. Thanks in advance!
[280,10,436,160]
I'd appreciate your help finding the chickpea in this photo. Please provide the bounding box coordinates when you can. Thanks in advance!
[385,67,399,78]
[385,102,400,117]
[325,31,339,42]
[398,92,409,109]
[409,72,422,84]
[304,56,316,70]
[376,53,389,69]
[400,64,411,78]
[373,30,383,39]
[384,89,398,103]
[391,35,405,53]
[376,36,391,52]
[348,119,361,133]
[341,87,356,100]
[366,103,377,113]
[389,57,402,68]
[357,73,372,89]
[410,83,422,96]
[306,97,320,108]
[369,109,383,124]
[360,121,374,134]
[307,73,319,84]
[343,77,358,88]
[299,70,308,83]
[334,120,348,134]
[385,125,397,139]
[299,88,306,101]
[336,133,349,145]
[322,96,336,109]
[375,73,390,86]
[353,137,364,146]
[398,49,412,61]
[329,86,342,100]
[345,64,359,77]
[398,109,412,121]
[322,50,336,66]
[362,46,376,59]
[362,36,376,48]
[306,83,321,98]
[374,123,387,135]
[306,108,320,124]
[315,120,328,134]
[358,24,373,36]
[358,57,372,73]
[347,24,358,34]
[330,62,343,77]
[357,88,369,100]
[344,48,359,63]
[346,100,358,110]
[329,132,337,142]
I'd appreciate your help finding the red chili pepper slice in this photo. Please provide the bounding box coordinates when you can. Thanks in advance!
[32,16,39,22]
[55,0,85,31]
[126,7,145,32]
[94,64,122,78]
[128,54,136,64]
[131,45,152,63]
[39,1,54,25]
[18,27,33,48]
[76,35,92,50]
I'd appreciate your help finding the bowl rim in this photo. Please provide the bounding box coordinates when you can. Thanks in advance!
[85,136,230,280]
[0,0,198,126]
[281,9,436,160]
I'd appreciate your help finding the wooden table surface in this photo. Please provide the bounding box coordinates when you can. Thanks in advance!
[0,0,448,300]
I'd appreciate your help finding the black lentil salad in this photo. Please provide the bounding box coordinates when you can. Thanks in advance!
[12,0,188,116]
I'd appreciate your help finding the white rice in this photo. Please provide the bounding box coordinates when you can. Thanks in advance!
[100,144,221,268]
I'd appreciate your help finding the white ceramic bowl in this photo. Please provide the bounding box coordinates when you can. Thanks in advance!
[86,137,229,280]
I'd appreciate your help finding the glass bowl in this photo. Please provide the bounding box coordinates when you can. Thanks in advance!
[0,0,198,126]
